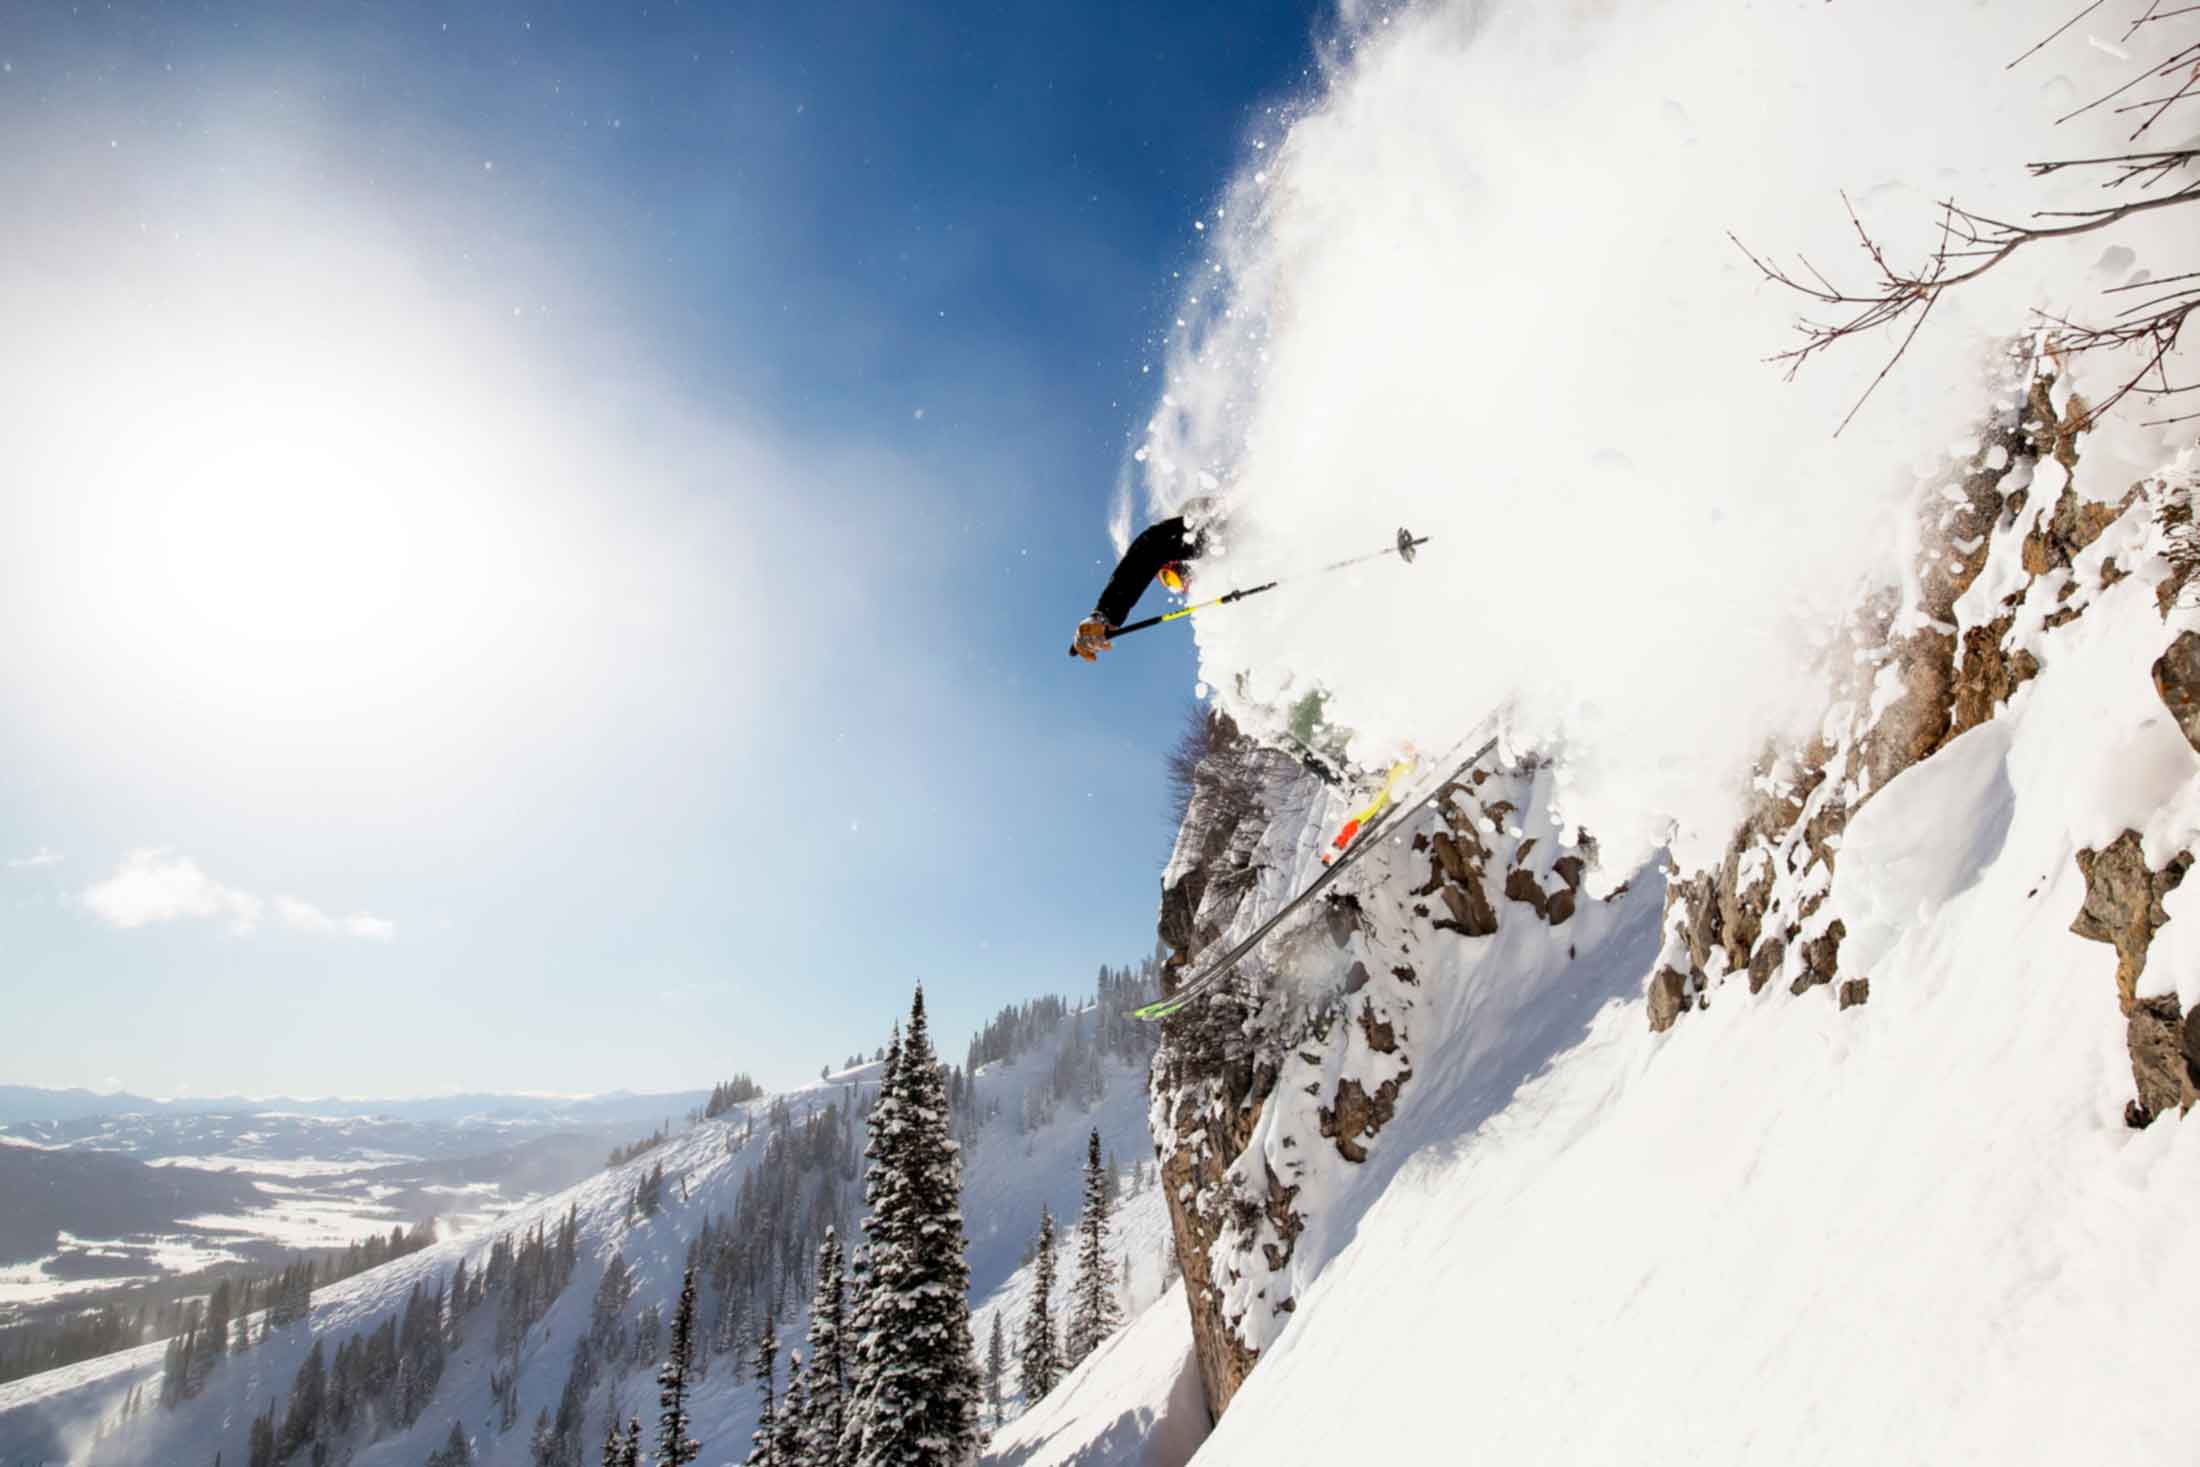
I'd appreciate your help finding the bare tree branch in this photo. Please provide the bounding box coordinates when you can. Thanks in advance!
[1740,3,2198,434]
[2009,0,2111,68]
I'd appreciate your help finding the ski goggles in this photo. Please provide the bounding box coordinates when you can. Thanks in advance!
[1158,561,1189,593]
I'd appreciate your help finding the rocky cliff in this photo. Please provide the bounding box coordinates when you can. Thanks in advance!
[1147,362,2200,1423]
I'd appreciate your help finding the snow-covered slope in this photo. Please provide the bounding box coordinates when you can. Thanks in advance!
[1185,485,2200,1461]
[1129,441,2200,1462]
[0,1000,1168,1467]
[980,1281,1205,1467]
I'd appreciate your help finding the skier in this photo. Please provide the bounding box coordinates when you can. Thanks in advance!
[1068,498,1345,780]
[1069,509,1209,662]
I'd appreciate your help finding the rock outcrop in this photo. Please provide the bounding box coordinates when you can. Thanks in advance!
[2070,831,2191,1013]
[1148,721,1602,1418]
[2153,629,2200,755]
[2123,995,2200,1127]
[1646,367,2166,1071]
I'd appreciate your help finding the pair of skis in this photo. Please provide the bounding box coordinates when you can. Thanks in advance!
[1134,712,1504,1022]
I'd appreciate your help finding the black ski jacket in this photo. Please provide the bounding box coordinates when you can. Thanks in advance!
[1094,516,1204,628]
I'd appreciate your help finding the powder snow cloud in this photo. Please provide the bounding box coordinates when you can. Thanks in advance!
[1125,0,2191,878]
[81,849,393,940]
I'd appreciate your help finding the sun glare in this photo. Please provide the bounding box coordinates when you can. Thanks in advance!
[143,388,417,651]
[26,305,611,785]
[4,182,753,808]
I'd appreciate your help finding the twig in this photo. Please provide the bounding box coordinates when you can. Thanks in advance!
[2009,0,2110,68]
[2129,59,2200,138]
[2055,39,2200,124]
[1835,290,1940,436]
[2124,0,2170,41]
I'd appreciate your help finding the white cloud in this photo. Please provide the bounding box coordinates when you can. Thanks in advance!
[7,847,62,869]
[273,895,395,942]
[83,850,263,933]
[81,850,392,940]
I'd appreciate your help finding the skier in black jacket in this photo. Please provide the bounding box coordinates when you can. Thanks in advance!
[1070,511,1208,661]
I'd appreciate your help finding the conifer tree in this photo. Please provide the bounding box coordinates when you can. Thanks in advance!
[850,986,983,1466]
[777,1351,807,1466]
[985,1313,1006,1428]
[842,1030,899,1462]
[655,1267,701,1466]
[427,1420,471,1466]
[246,1405,275,1467]
[448,1257,471,1346]
[202,1281,232,1370]
[1065,1129,1121,1365]
[1017,1208,1059,1402]
[279,1337,324,1457]
[746,1308,780,1467]
[802,1230,849,1467]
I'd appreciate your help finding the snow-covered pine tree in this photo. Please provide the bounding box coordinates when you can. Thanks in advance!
[852,987,984,1467]
[655,1267,701,1466]
[426,1419,469,1466]
[278,1337,324,1457]
[984,1313,1005,1428]
[802,1229,849,1467]
[246,1406,275,1467]
[842,1028,900,1464]
[1017,1208,1060,1402]
[747,1307,780,1467]
[1065,1128,1121,1365]
[777,1350,807,1466]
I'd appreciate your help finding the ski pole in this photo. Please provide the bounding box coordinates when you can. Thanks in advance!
[1068,526,1427,656]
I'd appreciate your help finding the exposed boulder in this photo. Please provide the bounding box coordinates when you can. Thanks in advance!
[1790,920,1847,996]
[1839,978,1870,1011]
[1949,617,2040,738]
[1748,937,1787,995]
[1715,837,1771,973]
[1417,812,1498,937]
[2124,995,2198,1126]
[1860,632,1957,796]
[2151,630,2200,756]
[1505,866,1552,921]
[1647,967,1693,1033]
[1436,878,1499,936]
[2070,831,2191,1012]
[1357,1001,1398,1055]
[1673,871,1723,971]
[1317,1074,1406,1164]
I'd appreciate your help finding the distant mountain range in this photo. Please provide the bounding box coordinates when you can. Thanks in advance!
[0,1085,708,1130]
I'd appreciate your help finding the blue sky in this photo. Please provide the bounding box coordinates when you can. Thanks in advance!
[0,0,1328,1096]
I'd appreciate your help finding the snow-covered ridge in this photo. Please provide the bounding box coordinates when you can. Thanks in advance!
[0,999,1168,1467]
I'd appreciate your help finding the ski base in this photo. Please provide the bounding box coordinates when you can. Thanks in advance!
[1136,715,1503,1022]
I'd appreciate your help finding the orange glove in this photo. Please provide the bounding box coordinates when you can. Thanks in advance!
[1071,615,1114,662]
